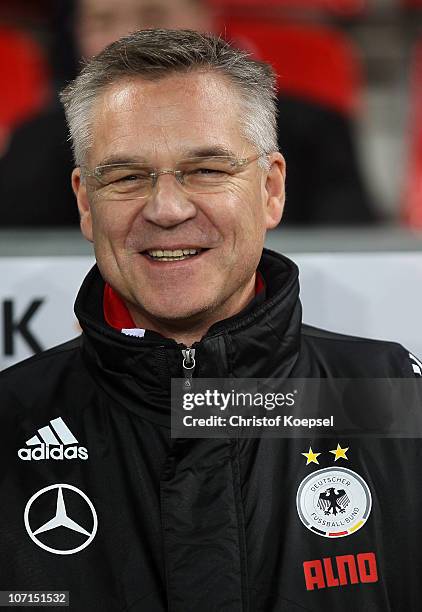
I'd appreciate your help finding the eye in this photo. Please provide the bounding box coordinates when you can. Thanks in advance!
[114,174,143,183]
[195,168,224,174]
[106,170,150,185]
[192,167,226,176]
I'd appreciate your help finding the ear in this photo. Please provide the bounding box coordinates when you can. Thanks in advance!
[264,152,286,230]
[72,167,93,243]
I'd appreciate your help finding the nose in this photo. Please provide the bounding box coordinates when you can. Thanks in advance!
[141,173,197,228]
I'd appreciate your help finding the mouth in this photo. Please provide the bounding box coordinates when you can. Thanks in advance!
[142,248,207,262]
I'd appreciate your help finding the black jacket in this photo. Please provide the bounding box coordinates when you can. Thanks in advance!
[0,249,420,612]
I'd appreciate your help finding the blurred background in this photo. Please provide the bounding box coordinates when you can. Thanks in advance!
[2,0,422,227]
[1,0,422,369]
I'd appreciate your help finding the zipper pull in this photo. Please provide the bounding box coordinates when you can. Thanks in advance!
[182,348,196,390]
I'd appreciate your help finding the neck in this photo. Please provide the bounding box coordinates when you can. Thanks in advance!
[126,275,256,346]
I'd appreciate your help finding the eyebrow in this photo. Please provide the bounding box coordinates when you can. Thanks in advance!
[96,155,148,167]
[96,146,237,167]
[184,146,237,158]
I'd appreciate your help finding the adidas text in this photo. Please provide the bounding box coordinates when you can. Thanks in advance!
[18,445,88,461]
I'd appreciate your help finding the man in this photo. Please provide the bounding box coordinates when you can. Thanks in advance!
[0,30,420,611]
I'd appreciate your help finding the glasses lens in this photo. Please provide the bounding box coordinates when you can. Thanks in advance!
[91,164,152,200]
[179,157,238,194]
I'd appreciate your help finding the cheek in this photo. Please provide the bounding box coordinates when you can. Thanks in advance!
[91,201,139,247]
[218,182,267,238]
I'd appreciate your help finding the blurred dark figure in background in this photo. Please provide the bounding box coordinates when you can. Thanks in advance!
[0,0,213,227]
[0,0,377,226]
[278,96,376,224]
[75,0,213,57]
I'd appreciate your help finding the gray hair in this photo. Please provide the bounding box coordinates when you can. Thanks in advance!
[60,29,278,168]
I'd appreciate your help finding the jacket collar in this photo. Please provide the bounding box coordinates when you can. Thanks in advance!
[75,248,302,425]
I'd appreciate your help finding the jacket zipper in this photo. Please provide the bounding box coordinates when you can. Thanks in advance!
[181,347,196,390]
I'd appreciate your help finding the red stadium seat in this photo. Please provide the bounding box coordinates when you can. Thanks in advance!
[0,28,50,132]
[221,21,363,115]
[402,39,422,228]
[400,0,422,8]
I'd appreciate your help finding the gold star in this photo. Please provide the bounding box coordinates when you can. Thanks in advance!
[330,443,349,462]
[301,446,321,465]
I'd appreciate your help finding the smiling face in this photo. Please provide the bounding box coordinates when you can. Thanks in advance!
[72,71,285,339]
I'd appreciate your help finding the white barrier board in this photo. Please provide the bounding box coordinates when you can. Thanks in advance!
[0,258,94,370]
[0,252,421,370]
[294,253,422,358]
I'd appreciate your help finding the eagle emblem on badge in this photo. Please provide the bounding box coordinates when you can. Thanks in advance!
[318,487,350,516]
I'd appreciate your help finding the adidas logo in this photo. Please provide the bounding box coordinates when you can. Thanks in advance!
[410,353,422,377]
[18,417,88,461]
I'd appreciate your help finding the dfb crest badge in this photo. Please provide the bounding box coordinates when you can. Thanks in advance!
[296,466,372,538]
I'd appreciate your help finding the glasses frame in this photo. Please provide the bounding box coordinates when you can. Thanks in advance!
[82,152,267,200]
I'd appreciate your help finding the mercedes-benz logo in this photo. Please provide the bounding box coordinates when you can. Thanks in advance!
[24,484,98,555]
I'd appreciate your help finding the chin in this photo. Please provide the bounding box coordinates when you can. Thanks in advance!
[142,296,214,324]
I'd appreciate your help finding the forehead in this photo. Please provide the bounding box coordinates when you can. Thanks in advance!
[79,0,142,16]
[88,71,246,164]
[79,0,180,16]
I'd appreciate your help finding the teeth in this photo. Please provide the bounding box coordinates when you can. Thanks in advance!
[147,248,200,260]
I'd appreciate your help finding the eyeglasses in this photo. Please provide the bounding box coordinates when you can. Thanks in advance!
[83,153,266,201]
